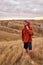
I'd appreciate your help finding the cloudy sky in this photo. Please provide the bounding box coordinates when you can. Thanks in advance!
[0,0,43,18]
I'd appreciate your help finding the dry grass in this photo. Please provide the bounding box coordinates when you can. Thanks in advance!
[0,30,21,41]
[0,20,43,41]
[0,20,43,38]
[0,40,23,65]
[32,38,43,65]
[0,20,43,65]
[0,38,43,65]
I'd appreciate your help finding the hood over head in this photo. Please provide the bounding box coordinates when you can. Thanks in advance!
[26,20,30,26]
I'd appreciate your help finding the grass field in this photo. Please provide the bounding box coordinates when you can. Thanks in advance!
[0,20,43,65]
[0,38,43,65]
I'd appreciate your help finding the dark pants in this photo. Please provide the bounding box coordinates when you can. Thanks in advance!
[24,42,32,50]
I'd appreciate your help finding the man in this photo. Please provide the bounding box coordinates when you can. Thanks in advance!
[22,20,34,58]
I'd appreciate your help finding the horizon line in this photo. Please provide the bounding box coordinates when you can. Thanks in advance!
[0,17,43,20]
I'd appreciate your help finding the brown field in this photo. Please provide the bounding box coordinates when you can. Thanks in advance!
[0,20,43,41]
[0,38,43,65]
[0,20,43,65]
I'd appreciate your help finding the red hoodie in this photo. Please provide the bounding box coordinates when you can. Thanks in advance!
[22,23,34,43]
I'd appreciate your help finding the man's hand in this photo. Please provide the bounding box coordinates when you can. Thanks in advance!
[26,26,30,30]
[26,26,31,33]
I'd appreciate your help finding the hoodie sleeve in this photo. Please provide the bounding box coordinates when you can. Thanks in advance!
[27,27,34,36]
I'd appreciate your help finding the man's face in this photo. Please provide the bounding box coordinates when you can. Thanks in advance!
[27,21,30,26]
[24,20,30,27]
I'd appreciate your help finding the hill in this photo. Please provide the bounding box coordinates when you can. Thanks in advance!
[0,20,43,65]
[0,20,43,41]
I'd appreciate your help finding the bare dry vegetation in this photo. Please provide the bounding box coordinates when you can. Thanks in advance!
[0,40,23,65]
[0,20,43,65]
[0,38,43,65]
[0,20,43,41]
[32,38,43,65]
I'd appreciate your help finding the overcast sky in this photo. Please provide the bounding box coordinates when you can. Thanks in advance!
[0,0,43,18]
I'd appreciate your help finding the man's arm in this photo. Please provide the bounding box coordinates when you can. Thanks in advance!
[26,26,34,35]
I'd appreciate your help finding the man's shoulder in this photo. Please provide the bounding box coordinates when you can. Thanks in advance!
[22,27,26,32]
[22,26,25,30]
